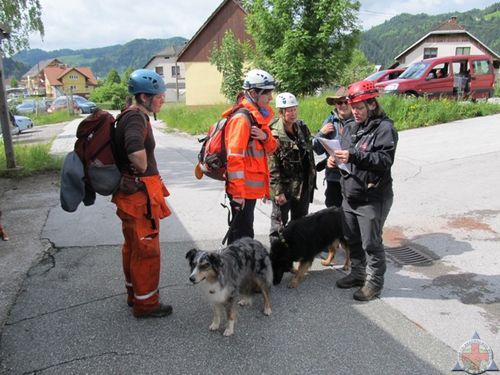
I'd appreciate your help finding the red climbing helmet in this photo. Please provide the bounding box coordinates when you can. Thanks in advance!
[347,80,379,104]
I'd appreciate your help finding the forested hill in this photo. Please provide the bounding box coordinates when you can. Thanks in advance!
[360,2,500,68]
[9,36,187,79]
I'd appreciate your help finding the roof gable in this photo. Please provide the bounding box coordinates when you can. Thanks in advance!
[433,16,465,31]
[177,0,250,62]
[22,58,64,78]
[44,66,98,86]
[395,17,500,61]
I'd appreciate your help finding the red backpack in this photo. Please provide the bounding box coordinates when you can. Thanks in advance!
[196,107,255,181]
[74,108,137,196]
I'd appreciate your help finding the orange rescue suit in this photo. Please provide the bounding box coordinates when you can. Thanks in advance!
[112,175,171,315]
[223,97,278,200]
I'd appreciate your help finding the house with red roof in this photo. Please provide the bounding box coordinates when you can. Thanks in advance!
[43,65,97,98]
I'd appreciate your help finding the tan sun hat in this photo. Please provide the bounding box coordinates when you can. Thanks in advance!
[326,86,349,105]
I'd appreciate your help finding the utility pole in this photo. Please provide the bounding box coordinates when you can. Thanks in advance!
[0,23,16,169]
[175,60,180,102]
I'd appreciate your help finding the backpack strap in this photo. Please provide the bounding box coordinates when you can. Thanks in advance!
[220,106,255,168]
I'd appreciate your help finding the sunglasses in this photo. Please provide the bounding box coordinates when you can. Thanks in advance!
[335,100,349,106]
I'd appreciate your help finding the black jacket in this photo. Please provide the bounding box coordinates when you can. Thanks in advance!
[339,116,398,203]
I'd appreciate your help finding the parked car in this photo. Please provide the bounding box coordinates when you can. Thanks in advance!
[5,112,34,135]
[364,68,405,84]
[375,54,495,99]
[15,99,49,114]
[47,95,97,114]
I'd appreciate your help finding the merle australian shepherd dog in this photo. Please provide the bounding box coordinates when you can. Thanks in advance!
[186,237,273,336]
[270,206,350,288]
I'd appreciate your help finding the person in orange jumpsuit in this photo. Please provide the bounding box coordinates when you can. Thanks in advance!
[223,69,279,244]
[112,69,172,318]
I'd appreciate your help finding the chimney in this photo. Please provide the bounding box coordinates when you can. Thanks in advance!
[449,16,457,24]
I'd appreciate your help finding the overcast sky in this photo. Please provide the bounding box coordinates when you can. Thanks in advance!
[28,0,499,51]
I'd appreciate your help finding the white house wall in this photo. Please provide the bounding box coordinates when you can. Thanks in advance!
[144,56,185,87]
[402,41,485,67]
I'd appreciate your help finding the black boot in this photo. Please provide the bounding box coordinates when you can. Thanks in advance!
[336,274,365,289]
[353,285,382,301]
[133,303,173,318]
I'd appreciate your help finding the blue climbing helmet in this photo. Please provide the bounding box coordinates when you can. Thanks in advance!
[128,69,166,95]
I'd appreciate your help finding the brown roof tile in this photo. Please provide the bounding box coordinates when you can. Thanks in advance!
[434,16,465,31]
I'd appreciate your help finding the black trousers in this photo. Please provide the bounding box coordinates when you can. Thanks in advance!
[341,196,393,289]
[227,198,257,244]
[325,180,342,208]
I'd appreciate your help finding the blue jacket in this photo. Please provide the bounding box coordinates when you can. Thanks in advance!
[313,111,354,182]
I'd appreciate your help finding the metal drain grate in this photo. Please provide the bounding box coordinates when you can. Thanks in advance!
[385,246,434,266]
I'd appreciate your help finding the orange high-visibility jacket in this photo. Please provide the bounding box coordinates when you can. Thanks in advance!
[223,97,278,200]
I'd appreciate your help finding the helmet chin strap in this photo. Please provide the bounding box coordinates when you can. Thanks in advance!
[245,91,257,104]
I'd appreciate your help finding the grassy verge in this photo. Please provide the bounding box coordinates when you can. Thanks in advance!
[159,94,500,135]
[157,103,228,134]
[0,142,63,177]
[379,95,500,130]
[28,111,79,126]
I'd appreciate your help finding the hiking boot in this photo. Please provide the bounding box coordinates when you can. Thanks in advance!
[127,297,134,307]
[133,304,173,318]
[336,274,365,289]
[353,285,382,301]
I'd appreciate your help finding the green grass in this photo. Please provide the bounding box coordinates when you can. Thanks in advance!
[29,111,80,126]
[159,94,500,135]
[379,95,500,130]
[158,103,228,134]
[0,142,63,177]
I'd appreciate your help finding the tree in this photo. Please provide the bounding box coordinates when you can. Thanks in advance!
[243,0,360,96]
[0,0,44,56]
[106,69,121,85]
[1,0,44,169]
[10,77,18,88]
[337,49,374,87]
[209,30,246,101]
[122,67,134,85]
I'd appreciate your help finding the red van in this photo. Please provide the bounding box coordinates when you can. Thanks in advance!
[376,54,495,99]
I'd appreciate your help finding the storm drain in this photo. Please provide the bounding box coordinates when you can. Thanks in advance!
[385,245,434,266]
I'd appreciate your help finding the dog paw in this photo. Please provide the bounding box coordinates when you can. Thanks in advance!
[287,279,299,289]
[238,298,252,307]
[223,328,234,336]
[209,323,220,331]
[263,307,272,316]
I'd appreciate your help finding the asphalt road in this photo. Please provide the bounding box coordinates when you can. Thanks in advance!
[0,114,499,374]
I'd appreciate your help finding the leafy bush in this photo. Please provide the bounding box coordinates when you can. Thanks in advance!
[89,83,128,106]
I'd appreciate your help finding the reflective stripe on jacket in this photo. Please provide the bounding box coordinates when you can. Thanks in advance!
[223,97,278,199]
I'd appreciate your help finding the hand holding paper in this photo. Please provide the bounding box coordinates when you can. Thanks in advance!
[316,137,350,173]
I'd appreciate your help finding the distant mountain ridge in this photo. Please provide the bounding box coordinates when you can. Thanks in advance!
[360,2,500,67]
[7,36,188,80]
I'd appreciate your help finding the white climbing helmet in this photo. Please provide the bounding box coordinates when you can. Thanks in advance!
[275,92,298,108]
[242,69,276,90]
